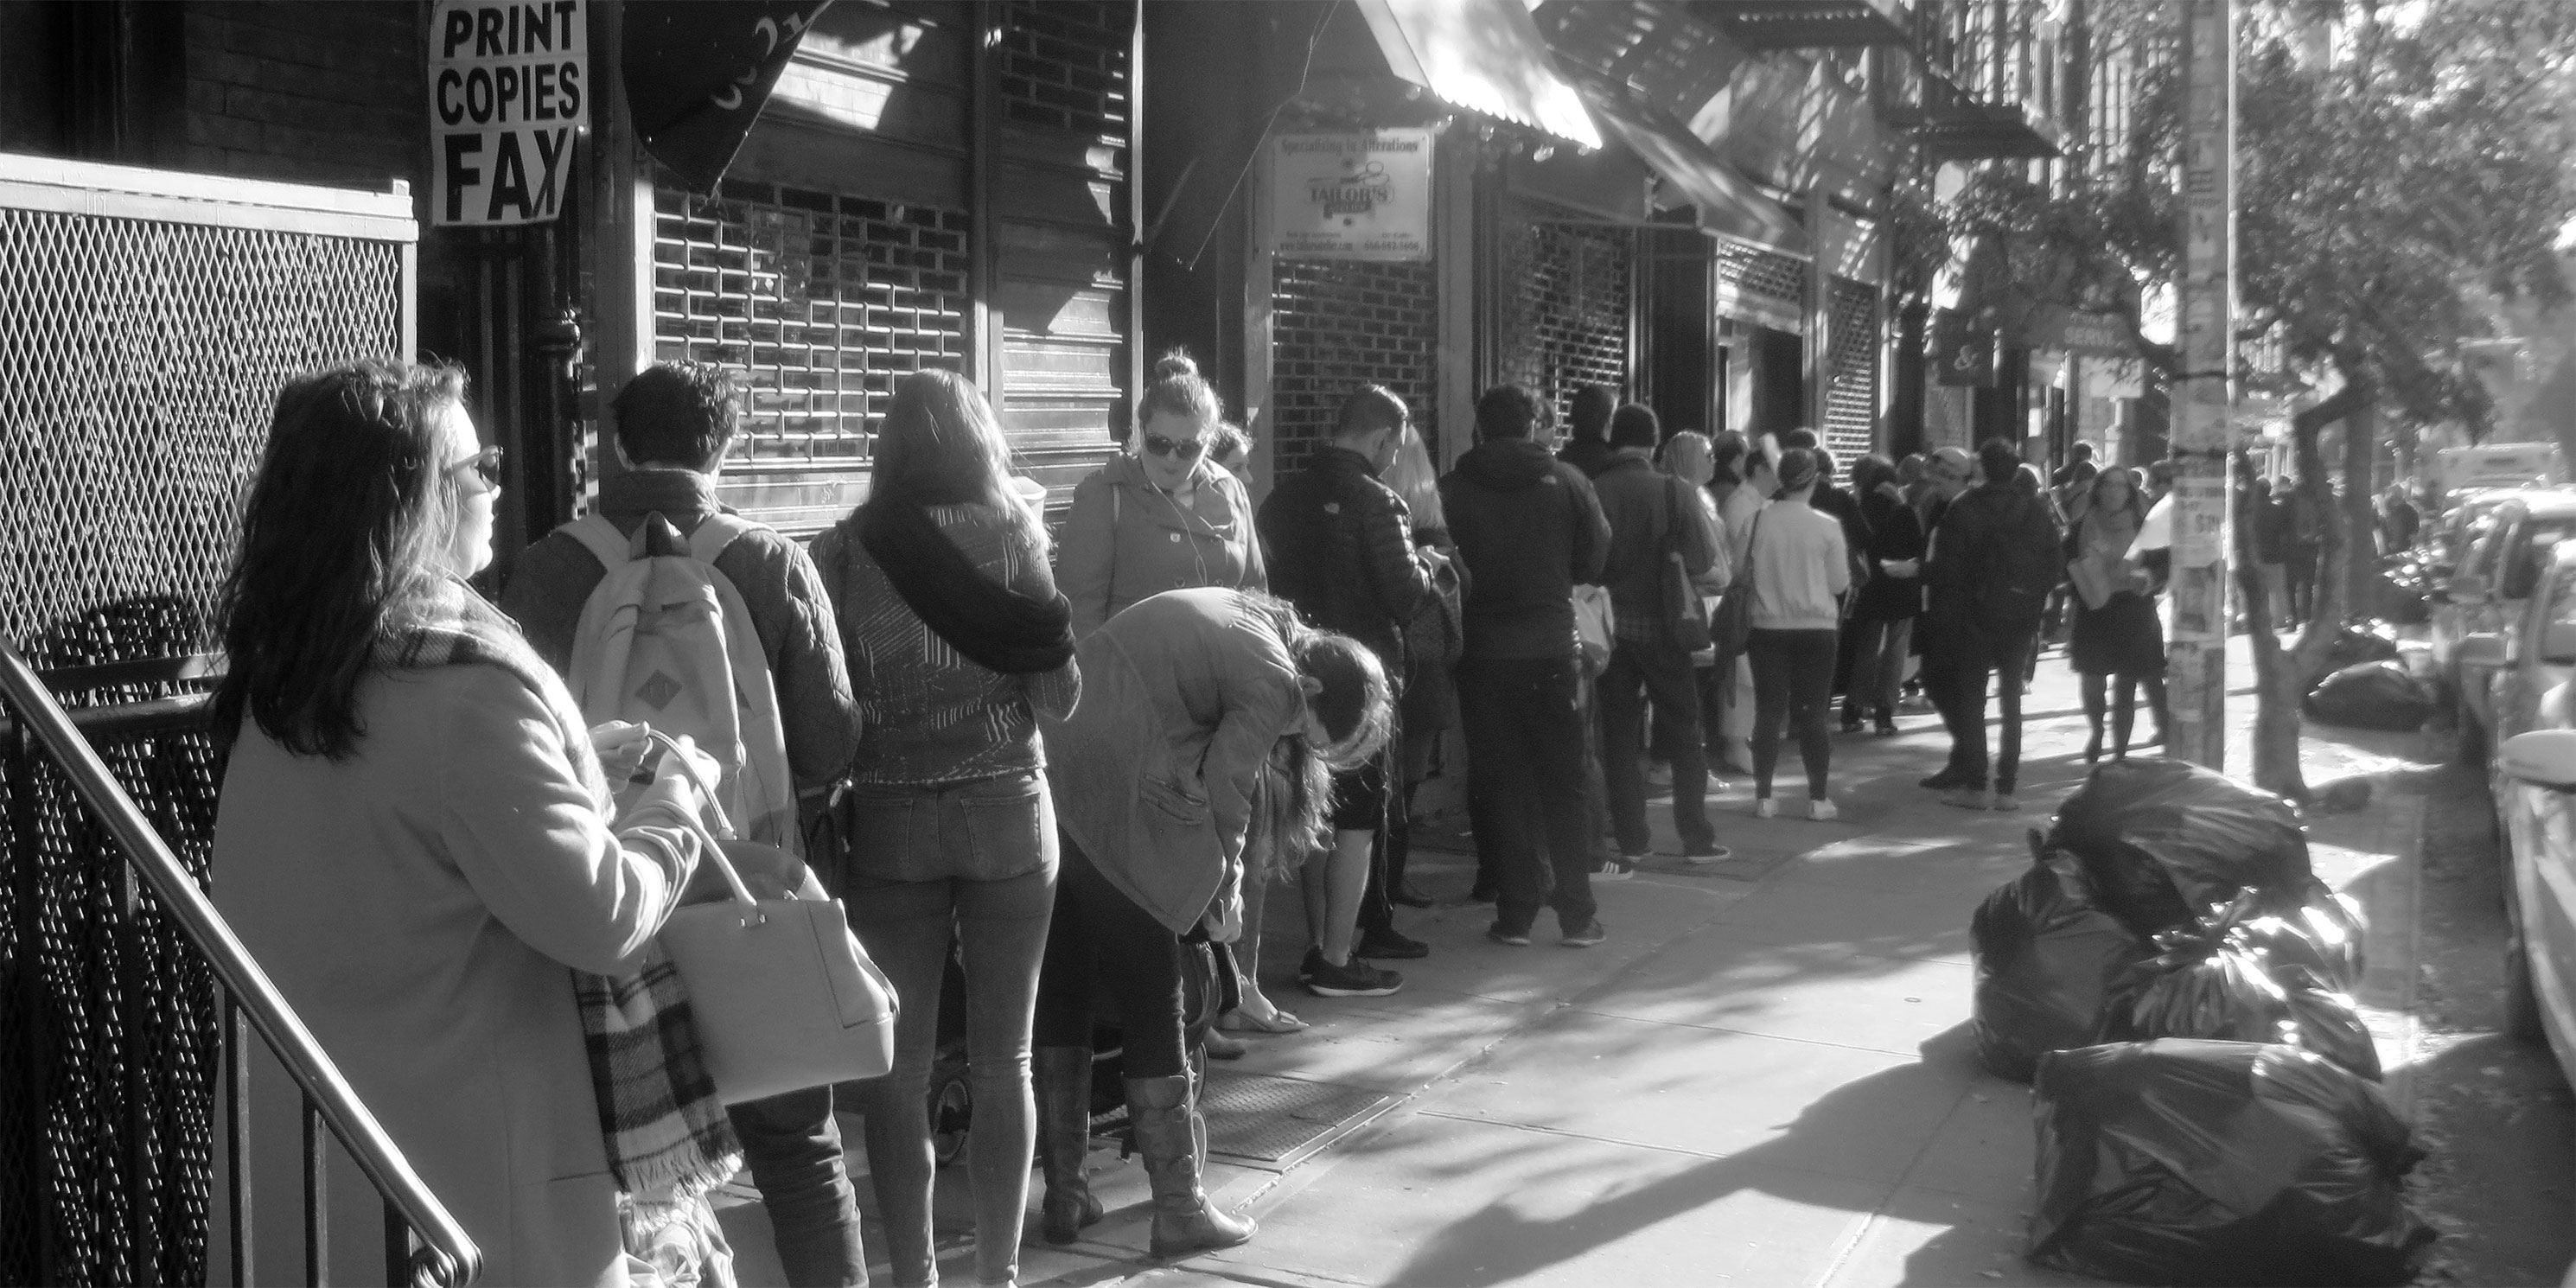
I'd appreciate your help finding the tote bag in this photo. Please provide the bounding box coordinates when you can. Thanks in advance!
[1707,510,1764,661]
[1661,478,1714,653]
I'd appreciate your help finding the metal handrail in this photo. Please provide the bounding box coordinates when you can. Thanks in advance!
[0,638,481,1287]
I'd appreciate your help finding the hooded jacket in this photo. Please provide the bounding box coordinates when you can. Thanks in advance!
[1438,437,1611,661]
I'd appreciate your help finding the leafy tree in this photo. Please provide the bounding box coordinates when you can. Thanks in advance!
[1935,0,2576,797]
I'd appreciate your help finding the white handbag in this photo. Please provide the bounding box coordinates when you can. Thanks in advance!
[645,734,899,1105]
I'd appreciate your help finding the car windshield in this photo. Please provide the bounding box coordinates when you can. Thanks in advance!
[2548,564,2576,664]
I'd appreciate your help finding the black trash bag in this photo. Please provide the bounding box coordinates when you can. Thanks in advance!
[2095,913,2382,1081]
[2277,964,2382,1081]
[2030,1038,2434,1286]
[2050,759,2312,936]
[2324,622,2402,671]
[2303,660,2438,732]
[1970,847,2155,1082]
[2237,878,2367,991]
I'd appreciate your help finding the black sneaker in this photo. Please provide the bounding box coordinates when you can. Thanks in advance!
[1920,769,1972,791]
[1298,946,1324,983]
[1487,922,1533,947]
[1355,926,1430,960]
[1304,956,1404,998]
[1560,919,1607,948]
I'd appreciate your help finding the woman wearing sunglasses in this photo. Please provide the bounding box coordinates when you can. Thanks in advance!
[1060,349,1267,640]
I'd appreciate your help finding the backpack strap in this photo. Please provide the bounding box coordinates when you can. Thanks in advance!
[687,512,760,565]
[561,513,631,572]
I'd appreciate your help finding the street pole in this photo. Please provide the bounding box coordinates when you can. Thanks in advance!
[2166,0,2236,769]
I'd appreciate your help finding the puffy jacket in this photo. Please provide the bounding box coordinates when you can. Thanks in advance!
[1438,437,1610,660]
[1256,444,1432,671]
[1927,482,2064,637]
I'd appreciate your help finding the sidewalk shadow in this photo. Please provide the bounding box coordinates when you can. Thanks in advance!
[1385,1024,2006,1287]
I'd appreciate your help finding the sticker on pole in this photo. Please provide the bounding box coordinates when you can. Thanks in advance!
[430,0,588,226]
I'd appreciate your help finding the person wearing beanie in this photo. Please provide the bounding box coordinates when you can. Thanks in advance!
[1737,447,1850,819]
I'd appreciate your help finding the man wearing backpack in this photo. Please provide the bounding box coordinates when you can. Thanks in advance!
[1923,438,2065,813]
[501,360,868,1286]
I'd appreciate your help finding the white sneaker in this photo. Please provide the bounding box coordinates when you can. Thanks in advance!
[1753,798,1777,819]
[1594,855,1641,882]
[1808,798,1840,822]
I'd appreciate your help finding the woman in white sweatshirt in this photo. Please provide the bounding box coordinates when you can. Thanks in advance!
[1737,447,1851,819]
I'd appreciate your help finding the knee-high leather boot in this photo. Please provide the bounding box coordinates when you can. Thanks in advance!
[1034,1046,1102,1245]
[1124,1074,1256,1259]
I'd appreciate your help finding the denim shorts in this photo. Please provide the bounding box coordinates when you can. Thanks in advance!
[840,770,1057,885]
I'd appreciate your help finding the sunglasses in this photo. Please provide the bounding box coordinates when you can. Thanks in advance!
[1143,433,1206,462]
[449,445,506,492]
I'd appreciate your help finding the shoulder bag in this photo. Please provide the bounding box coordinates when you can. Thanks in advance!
[647,732,900,1104]
[1661,477,1714,653]
[1707,509,1763,662]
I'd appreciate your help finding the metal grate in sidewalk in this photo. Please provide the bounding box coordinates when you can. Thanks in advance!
[1202,1072,1397,1170]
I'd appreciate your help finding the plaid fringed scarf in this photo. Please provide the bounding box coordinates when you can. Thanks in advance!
[378,578,742,1219]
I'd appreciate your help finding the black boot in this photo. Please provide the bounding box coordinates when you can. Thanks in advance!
[1035,1046,1103,1245]
[1125,1074,1257,1259]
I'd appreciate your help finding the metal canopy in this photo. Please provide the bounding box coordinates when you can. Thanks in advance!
[1575,83,1808,258]
[1897,96,2066,162]
[1356,0,1604,150]
[1687,0,1911,48]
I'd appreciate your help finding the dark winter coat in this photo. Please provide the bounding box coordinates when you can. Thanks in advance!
[1852,487,1928,622]
[1256,444,1432,672]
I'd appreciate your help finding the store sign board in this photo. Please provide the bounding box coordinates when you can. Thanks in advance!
[2087,354,2146,400]
[430,0,588,226]
[1270,131,1434,261]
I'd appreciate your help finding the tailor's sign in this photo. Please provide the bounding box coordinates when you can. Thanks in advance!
[1270,131,1433,261]
[430,0,588,226]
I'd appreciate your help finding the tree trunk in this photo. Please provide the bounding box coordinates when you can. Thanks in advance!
[2342,402,2381,617]
[2247,385,2372,800]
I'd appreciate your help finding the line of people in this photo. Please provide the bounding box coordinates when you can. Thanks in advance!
[200,348,2181,1288]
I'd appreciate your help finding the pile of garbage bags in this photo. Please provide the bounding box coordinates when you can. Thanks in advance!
[1967,760,2431,1285]
[2031,1041,2434,1285]
[2305,660,2438,732]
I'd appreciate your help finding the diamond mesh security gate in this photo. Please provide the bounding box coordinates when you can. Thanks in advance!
[1824,276,1881,461]
[0,155,413,1286]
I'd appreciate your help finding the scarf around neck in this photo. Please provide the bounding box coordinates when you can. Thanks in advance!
[855,494,1075,674]
[374,578,742,1216]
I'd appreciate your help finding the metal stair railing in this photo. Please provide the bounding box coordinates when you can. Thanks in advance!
[0,639,481,1287]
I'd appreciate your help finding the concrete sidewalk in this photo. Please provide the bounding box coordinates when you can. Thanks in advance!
[722,637,2432,1287]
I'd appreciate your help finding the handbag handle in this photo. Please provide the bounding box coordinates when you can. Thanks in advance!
[643,730,763,924]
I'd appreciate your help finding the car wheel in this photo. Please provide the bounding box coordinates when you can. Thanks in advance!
[928,1072,972,1166]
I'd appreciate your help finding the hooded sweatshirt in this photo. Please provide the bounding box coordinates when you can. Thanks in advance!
[1438,437,1611,661]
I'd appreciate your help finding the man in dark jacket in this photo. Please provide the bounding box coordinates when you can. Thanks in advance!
[1556,384,1618,478]
[1591,403,1723,870]
[1922,438,2064,813]
[1441,385,1614,948]
[1258,385,1434,996]
[500,360,868,1287]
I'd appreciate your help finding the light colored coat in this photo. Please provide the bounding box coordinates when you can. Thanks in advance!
[214,664,693,1287]
[1058,453,1266,639]
[1040,589,1305,934]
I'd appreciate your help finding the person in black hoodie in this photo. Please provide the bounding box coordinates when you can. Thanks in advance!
[1557,384,1618,479]
[1923,438,2064,813]
[1257,386,1434,998]
[1440,385,1614,949]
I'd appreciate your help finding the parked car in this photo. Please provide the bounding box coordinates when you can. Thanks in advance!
[2473,543,2576,1092]
[2439,492,2576,757]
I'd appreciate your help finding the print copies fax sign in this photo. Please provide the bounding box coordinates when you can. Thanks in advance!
[1269,131,1432,262]
[430,0,588,226]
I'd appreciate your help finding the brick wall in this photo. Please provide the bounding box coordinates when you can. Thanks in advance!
[1269,258,1441,479]
[181,2,422,192]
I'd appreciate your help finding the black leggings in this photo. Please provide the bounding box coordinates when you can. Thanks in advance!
[2081,671,2170,755]
[1032,833,1189,1078]
[1749,628,1838,799]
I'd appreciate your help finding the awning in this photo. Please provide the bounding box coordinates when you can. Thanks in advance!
[1355,0,1601,150]
[1576,84,1807,258]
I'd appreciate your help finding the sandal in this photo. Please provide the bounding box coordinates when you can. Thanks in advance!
[1219,1005,1307,1035]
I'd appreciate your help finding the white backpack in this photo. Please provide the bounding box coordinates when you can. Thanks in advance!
[561,511,800,858]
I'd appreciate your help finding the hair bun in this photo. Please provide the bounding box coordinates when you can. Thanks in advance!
[1153,349,1200,381]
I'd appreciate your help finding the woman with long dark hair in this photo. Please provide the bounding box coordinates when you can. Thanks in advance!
[810,369,1078,1288]
[1841,453,1926,736]
[1030,588,1391,1259]
[2066,465,2170,760]
[211,360,740,1285]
